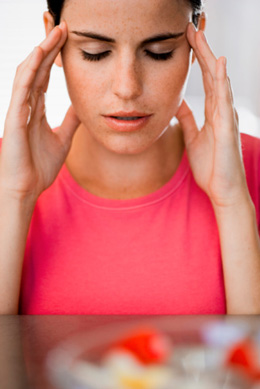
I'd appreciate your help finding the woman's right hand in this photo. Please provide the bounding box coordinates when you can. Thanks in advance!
[0,22,80,203]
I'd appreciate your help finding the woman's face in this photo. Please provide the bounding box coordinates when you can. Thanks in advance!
[59,0,193,154]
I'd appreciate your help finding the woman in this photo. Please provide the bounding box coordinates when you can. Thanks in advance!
[0,0,259,315]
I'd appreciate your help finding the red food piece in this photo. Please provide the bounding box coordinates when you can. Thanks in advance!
[109,327,172,365]
[226,338,259,380]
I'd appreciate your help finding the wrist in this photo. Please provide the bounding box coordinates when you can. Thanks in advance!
[210,185,254,213]
[0,186,38,211]
[212,194,256,227]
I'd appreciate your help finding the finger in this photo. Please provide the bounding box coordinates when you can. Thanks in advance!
[29,91,46,125]
[216,57,236,132]
[187,24,214,99]
[234,108,239,127]
[227,76,239,132]
[32,22,68,93]
[187,24,219,123]
[56,105,81,148]
[14,25,63,93]
[226,77,239,129]
[24,24,66,117]
[6,47,44,129]
[195,30,218,79]
[227,76,234,105]
[8,25,63,122]
[175,99,198,147]
[187,23,217,82]
[202,69,215,100]
[187,23,209,74]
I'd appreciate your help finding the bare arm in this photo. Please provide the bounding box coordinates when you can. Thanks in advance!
[0,193,36,314]
[0,21,80,314]
[176,23,260,314]
[213,196,260,314]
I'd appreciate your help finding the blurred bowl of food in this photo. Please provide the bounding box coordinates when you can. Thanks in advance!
[46,316,258,389]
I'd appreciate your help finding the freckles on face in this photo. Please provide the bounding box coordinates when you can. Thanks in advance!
[151,42,192,112]
[62,53,105,120]
[59,0,193,154]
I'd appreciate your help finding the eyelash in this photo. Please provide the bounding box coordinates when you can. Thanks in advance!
[81,50,174,62]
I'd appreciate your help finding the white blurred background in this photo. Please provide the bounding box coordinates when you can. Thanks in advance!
[0,0,260,137]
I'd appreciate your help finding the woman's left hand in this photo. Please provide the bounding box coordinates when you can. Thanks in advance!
[176,23,250,210]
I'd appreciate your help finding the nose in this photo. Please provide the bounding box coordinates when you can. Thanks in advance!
[111,53,143,100]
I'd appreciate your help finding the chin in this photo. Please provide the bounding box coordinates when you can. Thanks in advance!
[101,134,156,156]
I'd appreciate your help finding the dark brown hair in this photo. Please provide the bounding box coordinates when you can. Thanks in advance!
[47,0,204,26]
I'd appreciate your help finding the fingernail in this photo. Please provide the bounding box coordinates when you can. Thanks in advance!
[223,57,227,67]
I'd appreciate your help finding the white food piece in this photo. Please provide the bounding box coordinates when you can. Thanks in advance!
[102,349,174,389]
[102,349,142,373]
[70,360,116,389]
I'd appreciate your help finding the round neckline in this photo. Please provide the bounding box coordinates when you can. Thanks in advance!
[59,148,189,210]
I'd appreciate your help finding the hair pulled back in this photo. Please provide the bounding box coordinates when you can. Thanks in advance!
[47,0,204,26]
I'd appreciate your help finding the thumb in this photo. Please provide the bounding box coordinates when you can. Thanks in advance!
[56,105,81,146]
[176,99,198,147]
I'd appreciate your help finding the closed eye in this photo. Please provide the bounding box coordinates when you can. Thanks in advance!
[144,50,174,61]
[81,50,111,61]
[81,49,175,62]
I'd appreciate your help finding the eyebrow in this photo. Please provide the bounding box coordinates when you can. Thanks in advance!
[70,31,185,45]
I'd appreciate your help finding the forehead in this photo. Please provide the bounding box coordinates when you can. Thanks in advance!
[62,0,192,31]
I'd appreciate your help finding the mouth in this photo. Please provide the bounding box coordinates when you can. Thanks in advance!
[110,116,143,121]
[102,112,153,132]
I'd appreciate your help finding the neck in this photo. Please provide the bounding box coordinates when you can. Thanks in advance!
[65,122,184,200]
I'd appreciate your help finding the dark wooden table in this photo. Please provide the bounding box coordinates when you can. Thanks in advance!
[1,315,260,389]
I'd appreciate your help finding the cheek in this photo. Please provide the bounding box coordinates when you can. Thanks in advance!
[63,59,103,116]
[164,61,190,105]
[155,52,192,110]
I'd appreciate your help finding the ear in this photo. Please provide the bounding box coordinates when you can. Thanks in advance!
[191,11,207,64]
[43,11,63,67]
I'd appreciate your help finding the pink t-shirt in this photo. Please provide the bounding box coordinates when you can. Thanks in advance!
[12,133,260,314]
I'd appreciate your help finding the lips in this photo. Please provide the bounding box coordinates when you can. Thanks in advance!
[106,111,151,118]
[102,112,153,132]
